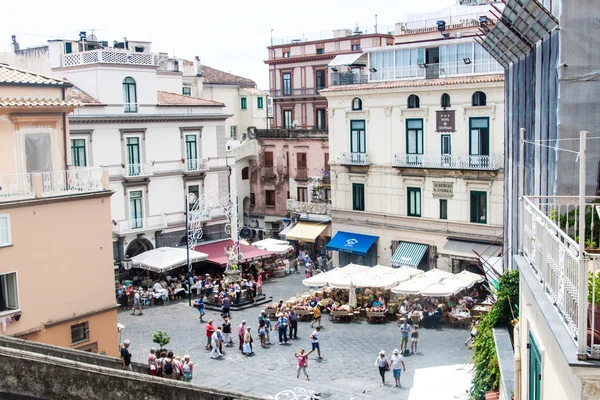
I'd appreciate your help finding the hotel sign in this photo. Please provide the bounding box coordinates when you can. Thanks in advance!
[433,181,454,198]
[436,110,455,132]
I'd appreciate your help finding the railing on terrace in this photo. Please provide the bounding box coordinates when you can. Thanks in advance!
[122,163,153,178]
[61,49,157,67]
[286,199,331,215]
[330,72,369,86]
[254,129,328,139]
[294,168,308,181]
[522,196,600,360]
[392,154,502,170]
[182,158,209,173]
[270,88,316,97]
[339,152,370,166]
[0,168,106,202]
[113,214,167,235]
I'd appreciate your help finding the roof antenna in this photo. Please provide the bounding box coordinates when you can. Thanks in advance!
[375,14,378,34]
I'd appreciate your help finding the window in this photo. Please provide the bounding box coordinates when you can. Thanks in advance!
[472,91,486,106]
[283,51,291,58]
[264,151,274,168]
[297,187,308,202]
[71,138,87,167]
[529,332,542,400]
[441,93,451,108]
[282,73,291,96]
[129,190,144,229]
[316,109,326,129]
[64,42,72,54]
[439,199,448,220]
[406,119,424,162]
[469,117,490,166]
[122,77,137,112]
[407,94,420,109]
[265,190,276,207]
[134,46,145,53]
[350,120,366,162]
[182,87,191,96]
[125,137,141,176]
[71,322,89,344]
[0,215,11,247]
[441,134,452,166]
[351,97,362,111]
[352,44,361,51]
[230,126,237,140]
[0,272,19,313]
[250,193,255,206]
[470,191,487,224]
[185,134,198,167]
[257,97,264,109]
[316,70,326,91]
[241,167,249,180]
[283,110,293,129]
[352,183,365,211]
[241,97,247,109]
[407,187,421,217]
[316,48,324,55]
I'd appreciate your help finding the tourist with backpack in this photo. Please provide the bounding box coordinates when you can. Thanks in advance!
[162,351,176,379]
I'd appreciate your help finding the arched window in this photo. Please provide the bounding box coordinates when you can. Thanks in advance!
[407,94,420,109]
[241,167,249,180]
[352,97,362,111]
[472,91,487,106]
[123,77,137,113]
[441,93,451,109]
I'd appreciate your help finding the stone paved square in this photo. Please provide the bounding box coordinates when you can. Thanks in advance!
[119,273,474,399]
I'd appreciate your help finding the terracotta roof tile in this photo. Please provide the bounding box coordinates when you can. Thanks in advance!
[241,87,267,96]
[157,91,224,107]
[0,97,81,108]
[0,64,70,86]
[200,65,256,86]
[320,74,505,93]
[66,85,103,105]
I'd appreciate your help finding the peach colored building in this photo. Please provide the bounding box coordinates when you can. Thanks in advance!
[0,65,118,356]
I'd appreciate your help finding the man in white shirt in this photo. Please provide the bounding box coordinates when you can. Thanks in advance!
[210,328,223,359]
[131,290,143,316]
[153,281,163,293]
[389,349,406,387]
[309,326,323,359]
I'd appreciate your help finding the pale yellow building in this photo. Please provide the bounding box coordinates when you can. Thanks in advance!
[0,64,118,356]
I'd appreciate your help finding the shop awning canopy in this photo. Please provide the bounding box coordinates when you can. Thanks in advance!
[252,238,294,255]
[130,247,208,273]
[390,242,428,267]
[279,222,296,238]
[440,239,502,261]
[194,239,275,266]
[285,221,328,243]
[328,53,368,67]
[391,268,454,295]
[326,231,378,256]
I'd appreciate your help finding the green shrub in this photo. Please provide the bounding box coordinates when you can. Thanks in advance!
[152,330,171,349]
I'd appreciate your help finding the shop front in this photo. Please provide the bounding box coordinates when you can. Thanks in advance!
[326,231,379,267]
[284,221,330,260]
[438,237,502,274]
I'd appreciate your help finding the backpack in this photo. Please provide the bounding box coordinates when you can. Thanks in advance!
[403,349,410,357]
[164,360,173,375]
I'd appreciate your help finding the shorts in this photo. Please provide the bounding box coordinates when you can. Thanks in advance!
[311,342,320,351]
[393,369,401,379]
[401,336,409,344]
[412,337,418,342]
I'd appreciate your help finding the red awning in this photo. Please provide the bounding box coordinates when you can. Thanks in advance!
[194,239,275,266]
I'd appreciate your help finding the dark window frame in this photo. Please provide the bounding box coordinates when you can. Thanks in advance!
[407,187,422,217]
[406,119,424,155]
[472,91,487,106]
[282,72,292,96]
[250,193,256,206]
[241,97,247,110]
[439,199,448,220]
[352,183,365,211]
[407,94,420,109]
[470,190,487,224]
[257,97,264,109]
[71,321,89,344]
[441,93,451,108]
[351,97,362,111]
[265,190,276,207]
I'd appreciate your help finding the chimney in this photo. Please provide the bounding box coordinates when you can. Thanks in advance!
[194,56,202,77]
[11,35,19,52]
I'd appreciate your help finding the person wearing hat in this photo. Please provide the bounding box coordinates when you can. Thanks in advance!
[238,320,247,351]
[374,350,389,386]
[390,349,406,387]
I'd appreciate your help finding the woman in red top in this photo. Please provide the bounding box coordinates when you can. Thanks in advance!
[295,348,311,380]
[205,320,215,350]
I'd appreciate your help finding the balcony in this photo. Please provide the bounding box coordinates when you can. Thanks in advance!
[262,167,276,178]
[113,214,168,235]
[339,152,370,166]
[0,168,107,203]
[392,154,502,170]
[254,129,328,139]
[182,158,209,175]
[330,72,369,86]
[270,88,316,97]
[287,199,330,216]
[522,196,600,360]
[369,59,503,82]
[61,49,157,68]
[122,163,153,180]
[295,168,308,181]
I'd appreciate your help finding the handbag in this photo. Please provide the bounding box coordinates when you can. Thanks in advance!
[385,361,390,371]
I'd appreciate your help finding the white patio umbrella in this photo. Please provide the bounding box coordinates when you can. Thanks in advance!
[326,264,371,289]
[252,238,294,255]
[130,247,208,273]
[454,270,485,289]
[391,269,453,295]
[420,277,467,297]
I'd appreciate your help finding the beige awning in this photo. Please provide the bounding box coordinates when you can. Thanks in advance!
[285,222,329,242]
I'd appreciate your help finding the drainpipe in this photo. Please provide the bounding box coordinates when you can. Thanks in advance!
[513,321,521,400]
[62,87,69,170]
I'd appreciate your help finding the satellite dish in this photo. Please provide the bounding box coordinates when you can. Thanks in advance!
[292,120,299,129]
[88,34,97,42]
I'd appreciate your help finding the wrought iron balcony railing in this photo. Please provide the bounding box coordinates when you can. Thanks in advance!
[113,214,168,235]
[122,163,153,178]
[392,154,502,170]
[286,199,331,215]
[339,152,370,166]
[182,158,209,173]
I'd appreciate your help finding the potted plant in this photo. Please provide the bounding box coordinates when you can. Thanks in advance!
[588,272,600,334]
[152,330,171,350]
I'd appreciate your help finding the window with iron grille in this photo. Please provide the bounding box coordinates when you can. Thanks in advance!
[71,322,89,344]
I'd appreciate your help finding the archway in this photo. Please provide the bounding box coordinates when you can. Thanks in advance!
[125,237,154,258]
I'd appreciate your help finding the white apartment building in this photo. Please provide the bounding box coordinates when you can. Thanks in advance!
[0,35,268,264]
[321,5,504,272]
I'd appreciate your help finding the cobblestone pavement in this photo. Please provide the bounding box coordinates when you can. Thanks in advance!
[119,272,474,400]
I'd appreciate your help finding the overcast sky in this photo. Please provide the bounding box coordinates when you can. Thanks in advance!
[1,0,455,89]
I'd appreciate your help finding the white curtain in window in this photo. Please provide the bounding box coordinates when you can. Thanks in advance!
[0,217,8,245]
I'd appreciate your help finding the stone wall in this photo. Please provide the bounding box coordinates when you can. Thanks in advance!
[0,337,263,400]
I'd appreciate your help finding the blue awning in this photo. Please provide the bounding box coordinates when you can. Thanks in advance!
[326,231,378,256]
[390,241,428,268]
